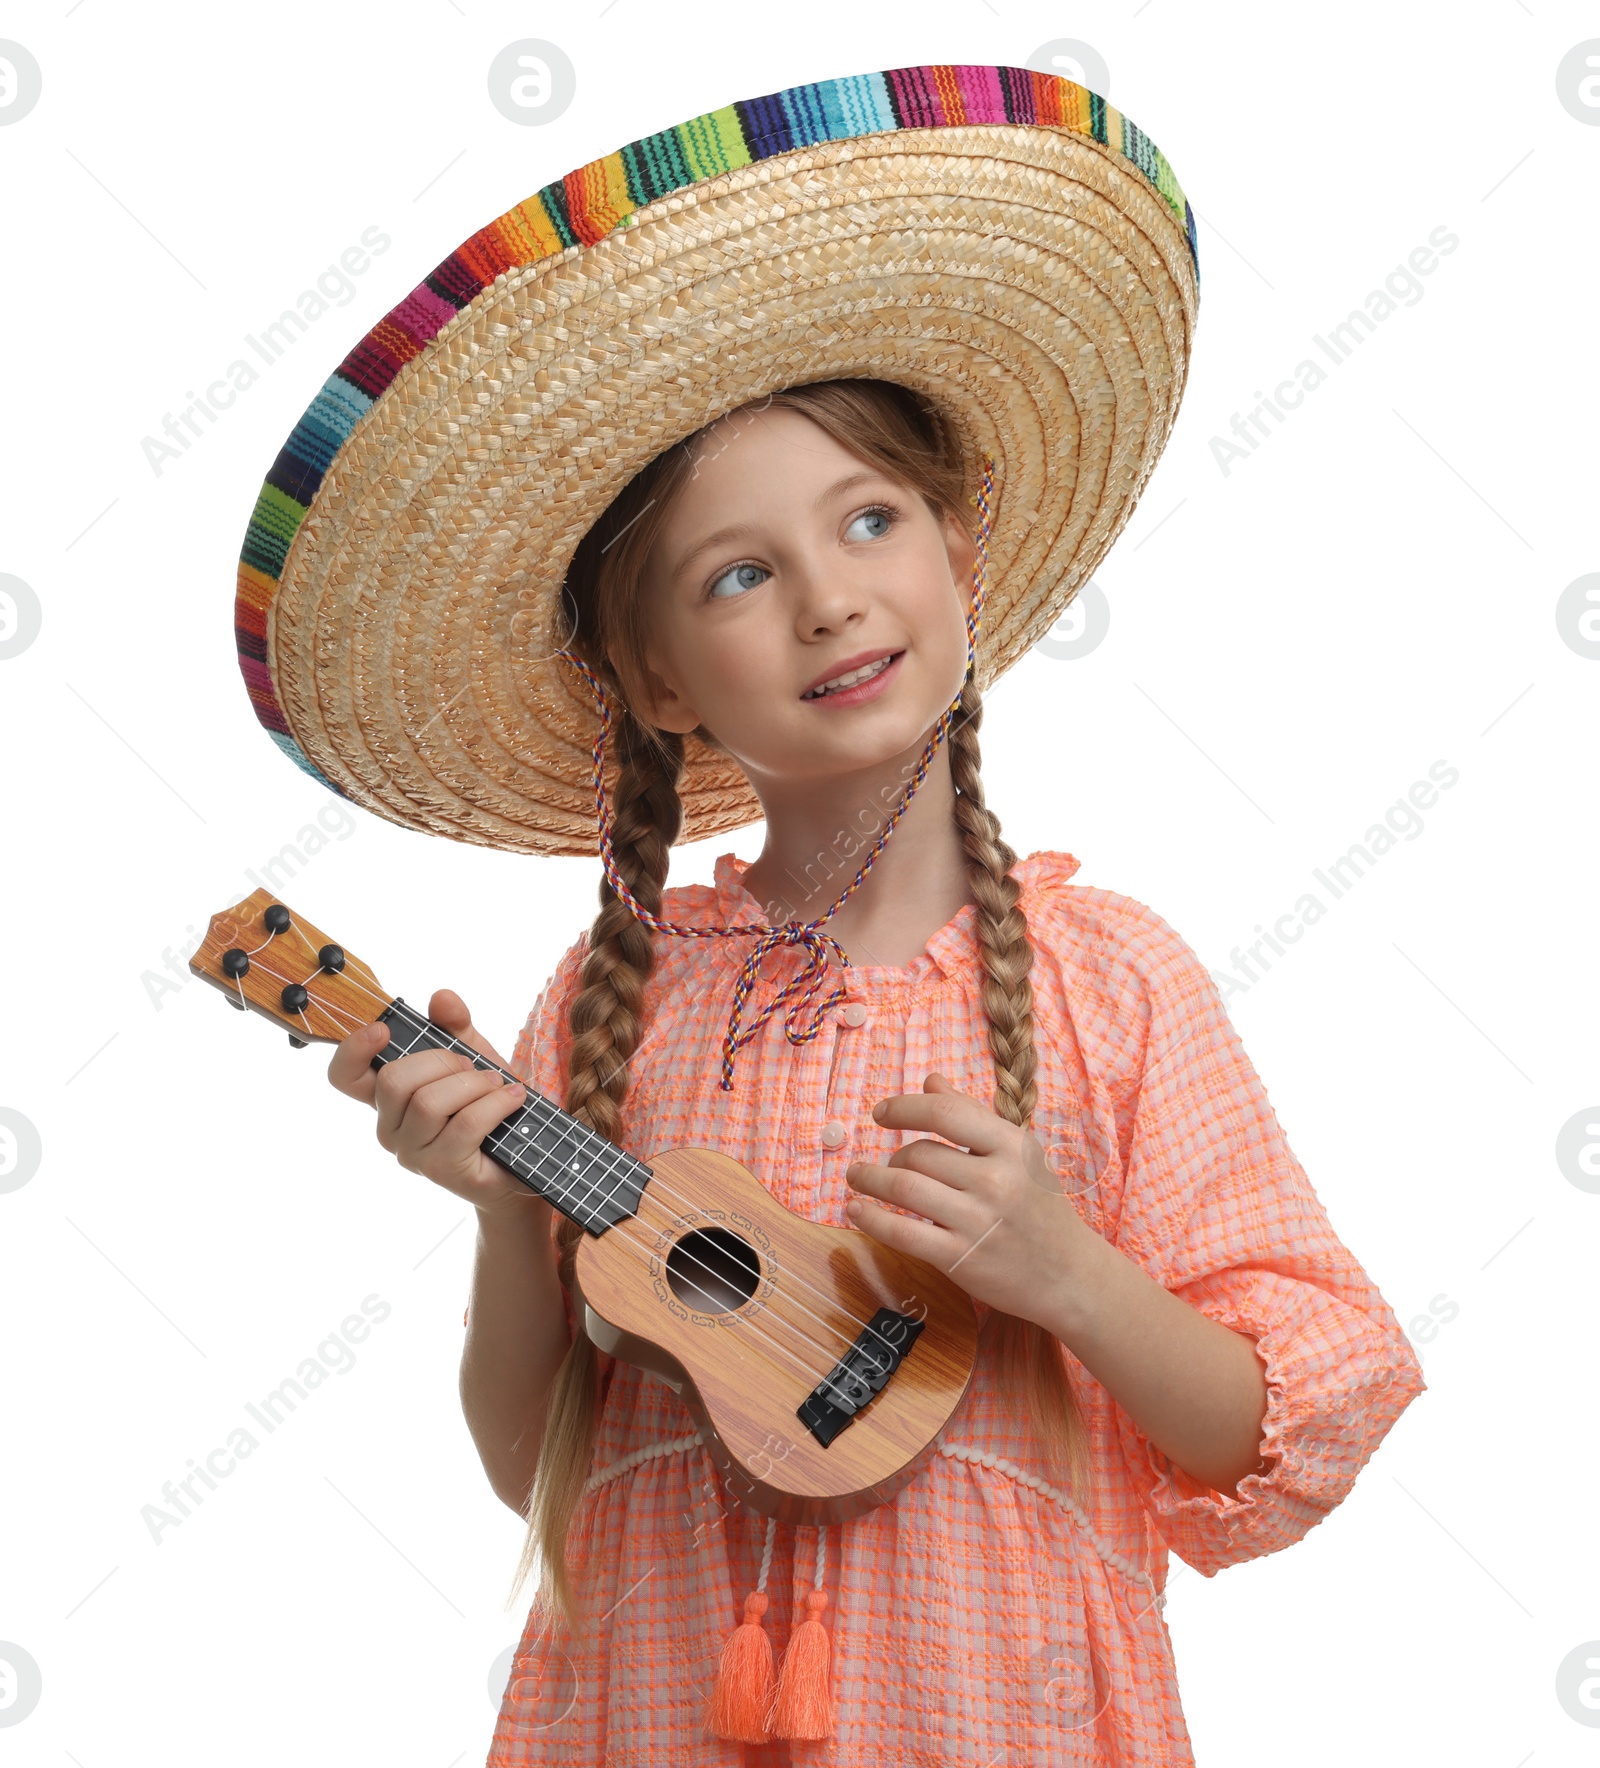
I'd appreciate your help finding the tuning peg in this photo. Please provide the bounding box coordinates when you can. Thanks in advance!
[288,1034,309,1049]
[264,905,291,934]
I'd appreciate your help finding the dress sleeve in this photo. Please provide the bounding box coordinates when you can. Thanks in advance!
[1101,900,1426,1576]
[461,931,591,1332]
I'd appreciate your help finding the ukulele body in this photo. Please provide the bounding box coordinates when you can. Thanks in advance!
[573,1145,980,1527]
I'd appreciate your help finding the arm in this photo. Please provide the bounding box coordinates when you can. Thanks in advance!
[849,1075,1270,1496]
[463,933,596,1514]
[850,891,1426,1574]
[1036,1216,1270,1496]
[460,1195,573,1515]
[326,972,587,1516]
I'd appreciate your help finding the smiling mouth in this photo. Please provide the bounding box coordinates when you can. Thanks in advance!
[800,652,903,700]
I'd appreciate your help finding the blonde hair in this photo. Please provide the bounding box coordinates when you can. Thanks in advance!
[508,380,1087,1632]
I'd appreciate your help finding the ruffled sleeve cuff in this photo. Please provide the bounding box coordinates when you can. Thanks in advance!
[1118,1267,1427,1576]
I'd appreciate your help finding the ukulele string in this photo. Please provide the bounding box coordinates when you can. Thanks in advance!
[247,926,909,1385]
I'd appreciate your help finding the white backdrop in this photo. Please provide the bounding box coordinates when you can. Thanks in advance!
[2,3,1596,1763]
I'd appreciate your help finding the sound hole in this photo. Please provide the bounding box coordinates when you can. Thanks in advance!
[666,1226,761,1315]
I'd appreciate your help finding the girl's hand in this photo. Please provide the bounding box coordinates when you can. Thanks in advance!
[325,988,540,1219]
[844,1073,1091,1322]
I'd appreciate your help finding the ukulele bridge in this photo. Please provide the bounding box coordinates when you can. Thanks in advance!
[796,1306,925,1448]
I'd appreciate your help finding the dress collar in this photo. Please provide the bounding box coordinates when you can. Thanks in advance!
[709,849,1082,989]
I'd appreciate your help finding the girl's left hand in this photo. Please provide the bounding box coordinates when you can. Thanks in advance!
[844,1072,1091,1322]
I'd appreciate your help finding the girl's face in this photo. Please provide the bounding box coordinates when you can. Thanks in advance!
[634,405,978,793]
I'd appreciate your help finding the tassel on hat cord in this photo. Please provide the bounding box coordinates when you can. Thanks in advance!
[707,1515,780,1742]
[768,1524,834,1740]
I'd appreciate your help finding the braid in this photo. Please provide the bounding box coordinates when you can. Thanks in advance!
[510,711,684,1632]
[948,680,1038,1131]
[948,678,1087,1490]
[562,714,684,1143]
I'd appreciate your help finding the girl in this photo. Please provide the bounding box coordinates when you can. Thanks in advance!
[329,379,1424,1765]
[241,64,1425,1764]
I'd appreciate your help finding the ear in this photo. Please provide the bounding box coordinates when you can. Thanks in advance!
[631,652,704,735]
[942,509,979,593]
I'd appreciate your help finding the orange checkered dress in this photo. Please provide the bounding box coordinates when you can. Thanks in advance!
[485,850,1425,1766]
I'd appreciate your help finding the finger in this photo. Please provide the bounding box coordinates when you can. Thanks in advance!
[427,988,512,1070]
[884,1136,982,1192]
[845,1193,957,1269]
[424,1076,529,1173]
[327,1021,390,1103]
[870,1078,1011,1155]
[845,1158,967,1230]
[373,1048,478,1145]
[430,988,473,1034]
[396,1066,519,1154]
[406,1053,519,1138]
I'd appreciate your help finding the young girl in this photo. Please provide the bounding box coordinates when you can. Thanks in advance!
[245,65,1425,1765]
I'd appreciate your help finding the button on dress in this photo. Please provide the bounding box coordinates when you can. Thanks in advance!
[485,851,1425,1766]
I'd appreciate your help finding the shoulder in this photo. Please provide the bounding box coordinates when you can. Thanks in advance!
[656,876,723,925]
[1015,853,1225,1077]
[1016,851,1204,998]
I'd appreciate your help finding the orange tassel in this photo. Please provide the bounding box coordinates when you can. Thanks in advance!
[768,1587,834,1739]
[707,1590,776,1743]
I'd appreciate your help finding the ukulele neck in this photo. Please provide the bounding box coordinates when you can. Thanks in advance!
[374,999,650,1235]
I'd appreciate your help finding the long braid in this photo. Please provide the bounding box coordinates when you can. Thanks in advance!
[948,679,1088,1490]
[509,710,685,1630]
[948,683,1039,1131]
[562,714,684,1140]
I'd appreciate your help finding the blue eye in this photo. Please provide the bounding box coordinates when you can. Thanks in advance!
[847,505,897,541]
[707,561,768,600]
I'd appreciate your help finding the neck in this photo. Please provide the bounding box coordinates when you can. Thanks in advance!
[738,728,971,969]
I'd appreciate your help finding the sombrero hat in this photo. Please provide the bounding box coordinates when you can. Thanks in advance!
[235,62,1200,857]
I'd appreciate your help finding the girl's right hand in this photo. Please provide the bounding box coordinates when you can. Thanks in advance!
[326,987,544,1220]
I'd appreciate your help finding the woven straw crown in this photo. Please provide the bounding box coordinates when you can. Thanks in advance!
[235,63,1200,856]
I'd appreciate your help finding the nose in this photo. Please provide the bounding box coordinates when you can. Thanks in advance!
[790,545,869,638]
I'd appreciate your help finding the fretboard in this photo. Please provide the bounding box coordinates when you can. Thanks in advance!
[373,999,649,1235]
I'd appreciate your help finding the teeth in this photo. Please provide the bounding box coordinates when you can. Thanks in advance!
[804,654,895,699]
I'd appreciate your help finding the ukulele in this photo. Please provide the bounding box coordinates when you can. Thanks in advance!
[190,889,979,1527]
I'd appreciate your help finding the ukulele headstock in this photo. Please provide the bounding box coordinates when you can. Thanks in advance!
[189,889,391,1046]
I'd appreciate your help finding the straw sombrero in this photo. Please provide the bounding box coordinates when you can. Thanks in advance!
[235,63,1199,857]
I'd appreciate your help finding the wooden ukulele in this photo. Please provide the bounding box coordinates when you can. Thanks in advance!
[190,889,979,1526]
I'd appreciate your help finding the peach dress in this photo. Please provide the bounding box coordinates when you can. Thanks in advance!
[484,850,1425,1766]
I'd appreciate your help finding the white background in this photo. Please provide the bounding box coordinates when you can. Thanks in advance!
[2,2,1596,1763]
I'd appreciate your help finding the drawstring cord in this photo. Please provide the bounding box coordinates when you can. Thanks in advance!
[554,451,996,1093]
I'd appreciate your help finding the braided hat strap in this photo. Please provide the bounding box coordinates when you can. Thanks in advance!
[557,451,996,1091]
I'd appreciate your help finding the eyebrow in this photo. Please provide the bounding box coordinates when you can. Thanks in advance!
[668,470,886,584]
